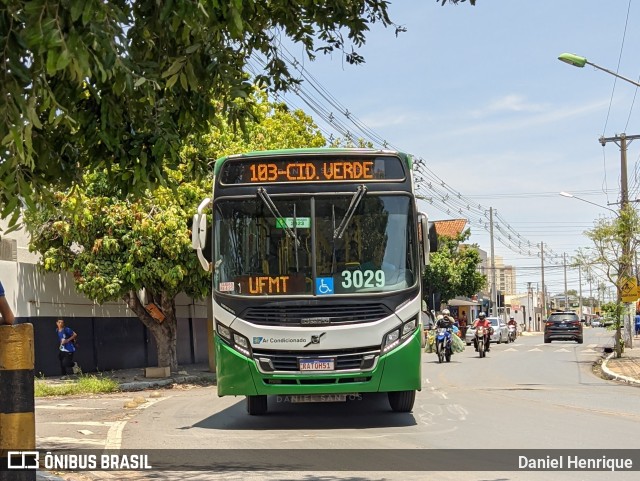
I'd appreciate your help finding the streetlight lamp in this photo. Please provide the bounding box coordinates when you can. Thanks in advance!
[559,192,617,214]
[558,53,640,88]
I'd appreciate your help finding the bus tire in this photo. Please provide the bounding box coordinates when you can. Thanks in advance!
[246,395,268,415]
[388,390,415,412]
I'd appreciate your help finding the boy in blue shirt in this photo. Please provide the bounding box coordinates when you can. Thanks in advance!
[56,319,77,376]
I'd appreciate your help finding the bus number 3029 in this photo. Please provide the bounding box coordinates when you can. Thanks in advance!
[341,270,385,289]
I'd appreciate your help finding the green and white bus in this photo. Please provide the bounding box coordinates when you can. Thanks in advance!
[192,148,436,415]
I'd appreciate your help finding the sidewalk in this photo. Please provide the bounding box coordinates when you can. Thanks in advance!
[601,343,640,386]
[39,363,216,391]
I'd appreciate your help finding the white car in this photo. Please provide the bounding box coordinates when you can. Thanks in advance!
[465,317,508,345]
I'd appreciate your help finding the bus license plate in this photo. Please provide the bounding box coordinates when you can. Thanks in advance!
[299,359,335,371]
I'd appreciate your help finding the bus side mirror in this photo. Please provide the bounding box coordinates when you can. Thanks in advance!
[419,212,437,266]
[192,197,212,272]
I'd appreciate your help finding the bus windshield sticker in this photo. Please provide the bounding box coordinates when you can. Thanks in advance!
[316,277,334,295]
[276,217,311,229]
[218,281,235,292]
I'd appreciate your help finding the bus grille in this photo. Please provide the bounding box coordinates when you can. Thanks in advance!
[242,303,390,326]
[253,347,380,372]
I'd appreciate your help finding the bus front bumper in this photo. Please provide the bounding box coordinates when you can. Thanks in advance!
[214,330,422,396]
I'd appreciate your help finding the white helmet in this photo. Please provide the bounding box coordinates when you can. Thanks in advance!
[442,309,450,316]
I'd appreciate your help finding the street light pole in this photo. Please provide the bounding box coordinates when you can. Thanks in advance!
[558,52,640,351]
[559,191,617,213]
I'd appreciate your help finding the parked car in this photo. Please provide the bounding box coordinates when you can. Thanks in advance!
[544,311,583,343]
[591,319,601,328]
[464,317,508,345]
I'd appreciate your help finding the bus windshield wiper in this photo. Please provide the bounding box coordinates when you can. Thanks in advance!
[334,185,367,239]
[257,187,300,247]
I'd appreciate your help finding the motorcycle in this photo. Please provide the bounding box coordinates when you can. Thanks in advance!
[507,324,517,343]
[435,327,453,363]
[475,325,490,358]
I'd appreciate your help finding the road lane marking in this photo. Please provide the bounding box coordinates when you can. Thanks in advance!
[36,405,107,410]
[105,396,169,450]
[528,348,543,351]
[554,348,570,352]
[38,436,105,446]
[44,421,116,427]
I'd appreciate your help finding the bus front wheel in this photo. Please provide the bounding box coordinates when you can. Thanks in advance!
[388,390,416,412]
[246,395,268,415]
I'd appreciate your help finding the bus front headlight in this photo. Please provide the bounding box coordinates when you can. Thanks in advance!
[216,321,252,357]
[382,317,418,354]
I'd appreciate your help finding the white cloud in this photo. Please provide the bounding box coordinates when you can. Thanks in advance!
[472,94,548,117]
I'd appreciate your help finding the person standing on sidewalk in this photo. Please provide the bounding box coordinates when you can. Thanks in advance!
[635,311,640,337]
[0,280,15,325]
[56,319,77,376]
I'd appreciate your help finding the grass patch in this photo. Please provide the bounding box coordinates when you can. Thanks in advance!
[35,374,121,397]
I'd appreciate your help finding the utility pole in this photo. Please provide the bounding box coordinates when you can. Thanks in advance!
[600,133,639,350]
[527,281,532,332]
[490,207,497,316]
[540,242,546,328]
[563,253,568,310]
[578,264,583,321]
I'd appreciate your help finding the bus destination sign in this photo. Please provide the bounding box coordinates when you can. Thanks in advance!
[219,156,405,184]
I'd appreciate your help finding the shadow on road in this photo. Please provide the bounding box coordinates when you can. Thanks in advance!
[192,392,418,431]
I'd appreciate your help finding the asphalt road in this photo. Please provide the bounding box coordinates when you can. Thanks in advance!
[35,329,640,481]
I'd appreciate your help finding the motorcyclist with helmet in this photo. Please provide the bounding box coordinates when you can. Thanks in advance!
[436,308,455,329]
[473,311,492,352]
[507,315,517,339]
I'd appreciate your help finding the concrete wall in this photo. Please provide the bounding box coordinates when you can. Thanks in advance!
[1,256,210,376]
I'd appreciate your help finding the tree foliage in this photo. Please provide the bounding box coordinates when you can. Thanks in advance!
[0,0,394,228]
[580,205,640,356]
[422,228,486,309]
[25,93,327,369]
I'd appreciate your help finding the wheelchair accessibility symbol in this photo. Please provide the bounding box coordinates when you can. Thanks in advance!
[316,277,334,295]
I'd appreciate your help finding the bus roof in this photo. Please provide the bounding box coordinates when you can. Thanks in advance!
[212,148,413,176]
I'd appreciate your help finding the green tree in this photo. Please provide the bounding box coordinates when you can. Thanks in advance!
[580,205,640,357]
[0,0,394,228]
[25,93,326,370]
[422,228,486,310]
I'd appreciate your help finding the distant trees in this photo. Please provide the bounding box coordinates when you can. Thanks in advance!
[577,205,640,357]
[422,228,486,310]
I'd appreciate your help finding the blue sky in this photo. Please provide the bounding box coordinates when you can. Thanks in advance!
[272,0,640,300]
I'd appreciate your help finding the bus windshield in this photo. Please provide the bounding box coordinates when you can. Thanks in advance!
[213,194,416,296]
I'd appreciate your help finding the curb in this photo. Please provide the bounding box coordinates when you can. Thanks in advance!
[601,352,640,386]
[118,374,216,391]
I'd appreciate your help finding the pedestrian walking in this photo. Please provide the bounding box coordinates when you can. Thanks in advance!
[635,311,640,337]
[56,319,77,376]
[0,280,15,326]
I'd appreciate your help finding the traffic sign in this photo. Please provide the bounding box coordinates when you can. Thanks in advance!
[619,277,638,302]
